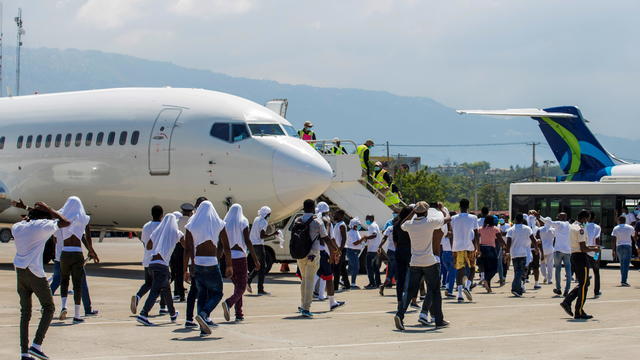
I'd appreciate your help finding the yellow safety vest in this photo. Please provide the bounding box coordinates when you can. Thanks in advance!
[356,144,369,170]
[374,169,389,190]
[384,186,401,206]
[331,146,345,155]
[298,129,316,147]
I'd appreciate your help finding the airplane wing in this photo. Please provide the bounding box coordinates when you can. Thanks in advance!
[456,108,577,118]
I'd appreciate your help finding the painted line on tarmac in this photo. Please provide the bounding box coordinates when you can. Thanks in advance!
[0,298,637,328]
[69,324,640,359]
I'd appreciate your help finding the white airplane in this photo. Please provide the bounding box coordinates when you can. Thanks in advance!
[0,87,333,241]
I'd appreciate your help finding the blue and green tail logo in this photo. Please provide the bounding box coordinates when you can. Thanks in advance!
[534,106,614,181]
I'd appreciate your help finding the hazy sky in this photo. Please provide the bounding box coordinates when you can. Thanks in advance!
[2,0,639,138]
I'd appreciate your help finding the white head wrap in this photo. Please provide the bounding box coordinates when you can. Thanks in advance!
[258,206,272,219]
[224,204,249,247]
[316,202,330,216]
[150,213,183,261]
[172,211,183,220]
[185,201,225,246]
[57,196,90,239]
[349,218,361,228]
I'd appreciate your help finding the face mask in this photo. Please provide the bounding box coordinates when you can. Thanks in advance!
[365,220,372,225]
[304,127,310,131]
[392,213,398,218]
[499,219,505,225]
[635,210,640,216]
[374,167,381,171]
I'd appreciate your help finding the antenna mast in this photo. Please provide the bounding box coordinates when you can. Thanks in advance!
[14,7,23,96]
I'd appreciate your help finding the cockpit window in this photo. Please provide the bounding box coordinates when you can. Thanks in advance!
[232,124,250,143]
[248,124,285,136]
[210,123,230,142]
[283,125,297,137]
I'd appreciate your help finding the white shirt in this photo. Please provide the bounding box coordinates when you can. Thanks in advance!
[506,224,533,258]
[12,219,59,278]
[441,224,451,252]
[366,221,381,253]
[585,222,601,258]
[612,224,635,246]
[500,224,511,234]
[177,215,189,234]
[542,218,571,254]
[538,225,556,253]
[401,210,445,266]
[346,229,363,250]
[333,221,347,248]
[625,213,636,225]
[300,213,327,256]
[250,216,269,245]
[141,221,161,267]
[384,226,395,252]
[451,213,478,252]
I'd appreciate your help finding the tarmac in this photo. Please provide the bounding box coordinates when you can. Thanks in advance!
[1,238,639,360]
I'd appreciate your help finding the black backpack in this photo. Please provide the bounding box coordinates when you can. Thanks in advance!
[289,216,317,259]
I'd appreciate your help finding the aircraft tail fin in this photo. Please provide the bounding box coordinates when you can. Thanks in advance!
[534,106,614,175]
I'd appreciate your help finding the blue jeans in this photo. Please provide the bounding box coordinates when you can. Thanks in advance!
[346,249,360,285]
[366,252,381,286]
[511,257,526,294]
[384,250,397,286]
[496,246,505,281]
[194,265,224,318]
[617,245,632,284]
[396,264,443,325]
[554,251,572,293]
[50,260,92,313]
[441,251,456,293]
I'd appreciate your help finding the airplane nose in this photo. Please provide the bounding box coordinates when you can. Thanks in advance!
[272,142,333,207]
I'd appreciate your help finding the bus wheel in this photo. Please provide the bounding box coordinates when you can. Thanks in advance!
[0,228,12,243]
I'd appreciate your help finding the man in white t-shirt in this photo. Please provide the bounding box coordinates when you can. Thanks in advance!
[450,199,479,303]
[505,214,538,297]
[585,211,602,297]
[542,213,572,296]
[378,220,396,295]
[247,206,279,295]
[12,201,71,360]
[611,216,636,286]
[622,207,636,226]
[394,201,450,331]
[364,215,382,289]
[131,205,163,315]
[537,222,556,285]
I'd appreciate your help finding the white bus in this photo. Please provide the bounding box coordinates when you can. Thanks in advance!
[509,178,640,267]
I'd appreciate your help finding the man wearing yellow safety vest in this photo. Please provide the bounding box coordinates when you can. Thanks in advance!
[298,121,316,144]
[372,162,402,207]
[356,140,375,177]
[330,138,347,155]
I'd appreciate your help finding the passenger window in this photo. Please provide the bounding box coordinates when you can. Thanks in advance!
[17,136,23,149]
[75,133,82,147]
[131,131,140,145]
[86,132,93,146]
[65,134,72,147]
[45,135,52,148]
[107,131,115,145]
[55,134,62,148]
[119,131,127,145]
[232,124,250,143]
[26,135,33,148]
[35,135,43,148]
[96,132,104,146]
[0,136,4,150]
[210,123,230,142]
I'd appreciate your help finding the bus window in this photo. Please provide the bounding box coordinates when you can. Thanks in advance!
[45,134,52,148]
[86,132,93,146]
[96,132,104,146]
[55,134,62,148]
[35,135,43,148]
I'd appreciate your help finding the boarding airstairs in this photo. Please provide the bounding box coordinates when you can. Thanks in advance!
[312,140,403,223]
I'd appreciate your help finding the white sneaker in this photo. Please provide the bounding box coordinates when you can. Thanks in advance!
[418,313,432,326]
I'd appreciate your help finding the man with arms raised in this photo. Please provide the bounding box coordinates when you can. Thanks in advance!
[394,201,450,331]
[12,201,70,360]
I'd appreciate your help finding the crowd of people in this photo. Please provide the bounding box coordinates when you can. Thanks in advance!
[9,192,640,359]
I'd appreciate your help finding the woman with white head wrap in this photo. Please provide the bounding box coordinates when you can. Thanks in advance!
[221,204,259,322]
[313,202,345,310]
[248,206,278,295]
[345,217,366,287]
[182,201,232,335]
[136,213,183,326]
[57,196,99,323]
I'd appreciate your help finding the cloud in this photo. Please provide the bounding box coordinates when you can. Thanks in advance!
[76,0,148,29]
[169,0,254,18]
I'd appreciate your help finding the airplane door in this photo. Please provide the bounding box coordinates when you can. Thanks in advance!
[148,108,182,175]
